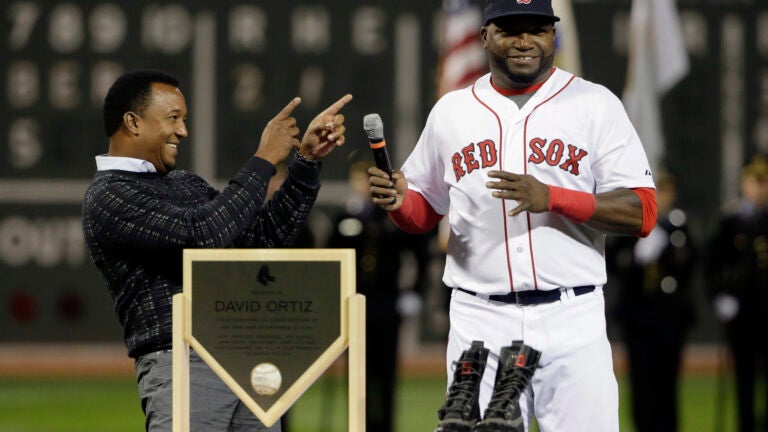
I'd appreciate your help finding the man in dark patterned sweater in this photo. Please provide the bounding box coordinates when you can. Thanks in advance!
[82,69,352,432]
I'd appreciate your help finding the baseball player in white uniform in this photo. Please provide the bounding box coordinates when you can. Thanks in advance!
[368,0,657,431]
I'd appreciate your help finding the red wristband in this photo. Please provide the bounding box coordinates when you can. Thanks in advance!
[547,185,597,223]
[389,190,442,233]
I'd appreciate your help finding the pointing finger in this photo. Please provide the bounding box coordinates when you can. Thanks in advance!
[320,94,353,116]
[274,97,302,120]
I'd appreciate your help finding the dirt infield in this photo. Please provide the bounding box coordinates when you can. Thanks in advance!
[0,342,726,378]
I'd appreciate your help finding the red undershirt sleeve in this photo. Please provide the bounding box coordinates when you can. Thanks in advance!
[388,190,443,234]
[633,187,657,238]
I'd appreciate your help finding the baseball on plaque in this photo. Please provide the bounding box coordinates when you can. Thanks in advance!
[250,362,282,396]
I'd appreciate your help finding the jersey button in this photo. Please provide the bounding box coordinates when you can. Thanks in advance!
[516,247,524,253]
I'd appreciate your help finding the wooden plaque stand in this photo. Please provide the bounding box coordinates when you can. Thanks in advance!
[172,248,365,431]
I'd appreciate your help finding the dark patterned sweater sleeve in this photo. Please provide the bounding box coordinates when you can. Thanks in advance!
[233,154,321,248]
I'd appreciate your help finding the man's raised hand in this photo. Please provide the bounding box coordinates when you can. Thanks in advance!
[256,97,302,165]
[299,94,353,160]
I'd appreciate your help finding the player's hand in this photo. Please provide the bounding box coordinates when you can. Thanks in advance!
[298,94,354,160]
[486,170,550,216]
[255,97,302,166]
[369,167,407,210]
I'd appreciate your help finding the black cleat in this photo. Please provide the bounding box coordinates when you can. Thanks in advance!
[434,341,490,432]
[472,341,541,432]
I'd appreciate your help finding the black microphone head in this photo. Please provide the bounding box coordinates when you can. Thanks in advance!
[363,113,384,142]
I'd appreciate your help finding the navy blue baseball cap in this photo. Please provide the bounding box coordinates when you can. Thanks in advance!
[483,0,561,24]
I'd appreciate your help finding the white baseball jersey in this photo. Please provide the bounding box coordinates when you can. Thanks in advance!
[401,68,655,294]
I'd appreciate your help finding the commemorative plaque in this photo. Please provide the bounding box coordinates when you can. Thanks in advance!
[173,248,363,430]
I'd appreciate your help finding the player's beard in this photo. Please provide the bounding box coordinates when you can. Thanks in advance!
[492,52,555,86]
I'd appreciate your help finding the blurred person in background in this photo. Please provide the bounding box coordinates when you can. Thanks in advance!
[327,160,434,432]
[709,155,768,432]
[607,170,697,432]
[82,69,352,432]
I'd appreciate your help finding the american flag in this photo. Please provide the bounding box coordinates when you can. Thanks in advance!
[436,0,488,98]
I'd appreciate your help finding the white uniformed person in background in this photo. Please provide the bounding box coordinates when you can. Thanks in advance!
[708,155,768,432]
[607,170,697,432]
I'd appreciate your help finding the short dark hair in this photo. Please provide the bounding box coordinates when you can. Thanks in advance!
[103,69,180,137]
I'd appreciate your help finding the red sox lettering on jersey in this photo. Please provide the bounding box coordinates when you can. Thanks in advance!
[451,140,497,181]
[528,137,588,176]
[451,137,588,181]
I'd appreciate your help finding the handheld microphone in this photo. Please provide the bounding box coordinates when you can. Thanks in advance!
[363,113,392,176]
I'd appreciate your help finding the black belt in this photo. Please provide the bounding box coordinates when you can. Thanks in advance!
[456,285,595,306]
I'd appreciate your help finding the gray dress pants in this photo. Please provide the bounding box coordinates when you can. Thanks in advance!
[135,350,281,432]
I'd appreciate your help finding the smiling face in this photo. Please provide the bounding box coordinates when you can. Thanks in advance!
[481,15,556,89]
[131,82,188,173]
